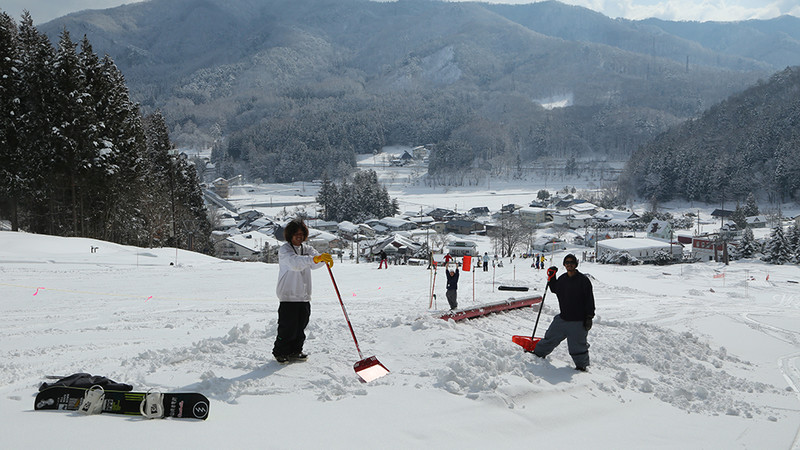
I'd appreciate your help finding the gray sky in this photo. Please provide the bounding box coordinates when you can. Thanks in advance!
[3,0,799,25]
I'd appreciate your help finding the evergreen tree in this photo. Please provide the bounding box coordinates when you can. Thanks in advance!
[0,13,23,230]
[315,169,396,223]
[734,227,760,259]
[51,29,98,236]
[14,13,57,233]
[743,192,759,217]
[316,175,339,221]
[93,55,149,244]
[0,16,211,253]
[141,111,177,248]
[762,225,792,265]
[786,223,800,264]
[730,204,747,229]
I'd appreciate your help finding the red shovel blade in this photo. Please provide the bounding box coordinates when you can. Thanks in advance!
[512,335,541,352]
[354,356,390,383]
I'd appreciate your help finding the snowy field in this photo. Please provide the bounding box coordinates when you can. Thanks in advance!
[2,229,800,447]
[2,155,800,448]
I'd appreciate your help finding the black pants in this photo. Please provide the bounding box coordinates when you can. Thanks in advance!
[272,302,311,357]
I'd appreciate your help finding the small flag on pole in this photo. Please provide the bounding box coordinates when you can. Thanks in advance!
[713,273,725,279]
[463,255,472,271]
[766,274,770,281]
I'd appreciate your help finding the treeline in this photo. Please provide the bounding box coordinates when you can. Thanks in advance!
[621,66,800,203]
[316,170,398,223]
[0,13,211,252]
[210,84,683,183]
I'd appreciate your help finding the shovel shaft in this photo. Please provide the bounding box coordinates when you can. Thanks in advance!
[531,282,548,339]
[327,265,364,359]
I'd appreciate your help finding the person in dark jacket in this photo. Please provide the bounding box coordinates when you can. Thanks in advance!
[533,253,595,371]
[378,249,388,269]
[445,267,459,310]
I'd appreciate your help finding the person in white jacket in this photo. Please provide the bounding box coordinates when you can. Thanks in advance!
[272,219,333,363]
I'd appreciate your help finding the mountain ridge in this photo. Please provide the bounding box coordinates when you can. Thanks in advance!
[25,0,800,182]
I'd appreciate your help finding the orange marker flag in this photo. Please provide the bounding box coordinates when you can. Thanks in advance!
[463,255,472,271]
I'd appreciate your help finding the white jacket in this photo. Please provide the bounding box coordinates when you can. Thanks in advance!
[276,242,324,302]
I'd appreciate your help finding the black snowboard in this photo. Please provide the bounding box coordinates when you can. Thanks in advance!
[34,386,209,420]
[498,285,529,291]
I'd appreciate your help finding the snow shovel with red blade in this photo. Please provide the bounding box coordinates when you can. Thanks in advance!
[327,265,390,383]
[512,281,549,352]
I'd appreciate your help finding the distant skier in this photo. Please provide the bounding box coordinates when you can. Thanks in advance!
[533,254,595,372]
[272,218,333,364]
[482,252,489,271]
[443,253,453,265]
[378,249,388,269]
[445,267,459,310]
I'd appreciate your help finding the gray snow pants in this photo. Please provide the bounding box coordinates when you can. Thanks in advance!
[533,314,590,368]
[446,289,458,310]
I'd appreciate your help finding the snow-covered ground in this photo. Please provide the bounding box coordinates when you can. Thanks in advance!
[3,155,800,448]
[2,226,800,448]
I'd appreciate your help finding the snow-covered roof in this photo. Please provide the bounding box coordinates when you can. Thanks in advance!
[597,237,679,251]
[746,215,768,224]
[380,217,414,228]
[569,202,599,213]
[338,221,359,233]
[226,231,280,252]
[519,206,549,214]
[595,210,636,221]
[308,229,338,243]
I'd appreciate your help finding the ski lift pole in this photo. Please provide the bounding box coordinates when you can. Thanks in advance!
[472,269,475,303]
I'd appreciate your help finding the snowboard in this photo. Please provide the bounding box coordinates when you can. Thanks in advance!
[34,386,209,420]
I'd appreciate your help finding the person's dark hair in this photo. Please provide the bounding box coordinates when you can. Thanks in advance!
[284,219,308,242]
[563,253,578,266]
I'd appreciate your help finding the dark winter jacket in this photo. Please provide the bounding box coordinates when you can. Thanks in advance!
[446,269,459,290]
[548,270,595,321]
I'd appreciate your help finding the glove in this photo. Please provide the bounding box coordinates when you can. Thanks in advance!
[313,253,334,268]
[583,317,593,331]
[547,266,558,281]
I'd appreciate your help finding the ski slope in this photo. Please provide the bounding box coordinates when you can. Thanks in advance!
[1,229,799,449]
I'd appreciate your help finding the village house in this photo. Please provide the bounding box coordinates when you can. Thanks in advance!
[568,202,599,216]
[307,229,343,253]
[552,211,593,229]
[444,219,484,235]
[646,219,673,240]
[407,215,435,228]
[306,219,339,232]
[468,206,490,217]
[427,208,455,221]
[597,237,683,263]
[710,209,735,226]
[337,221,360,240]
[215,231,280,261]
[379,216,417,232]
[447,240,478,257]
[745,215,768,228]
[531,236,567,252]
[517,207,550,225]
[691,234,736,262]
[212,177,230,198]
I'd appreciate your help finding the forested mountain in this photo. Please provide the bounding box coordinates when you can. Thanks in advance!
[620,66,800,203]
[19,0,800,182]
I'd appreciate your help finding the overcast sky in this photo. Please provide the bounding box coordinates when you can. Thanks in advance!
[2,0,799,25]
